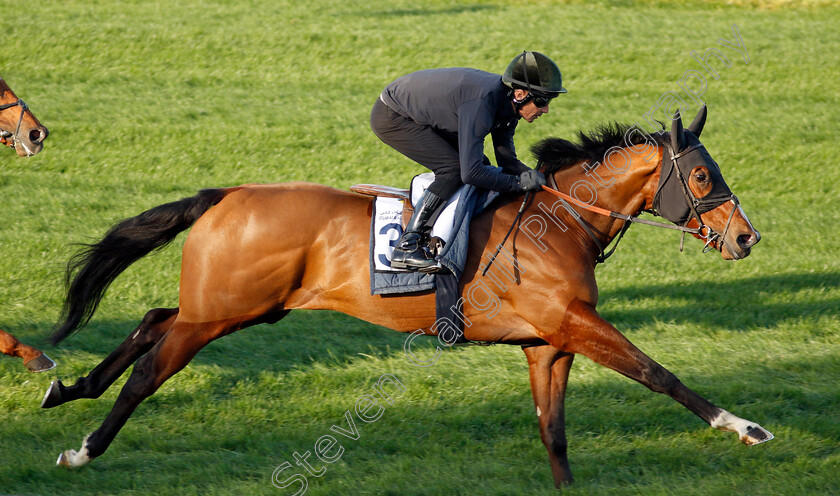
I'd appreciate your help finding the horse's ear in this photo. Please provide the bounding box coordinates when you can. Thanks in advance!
[687,105,707,138]
[670,112,685,150]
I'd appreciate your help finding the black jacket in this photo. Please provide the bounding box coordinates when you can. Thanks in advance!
[380,68,529,193]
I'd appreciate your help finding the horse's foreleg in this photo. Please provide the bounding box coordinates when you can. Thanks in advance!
[57,320,220,467]
[524,345,575,488]
[0,329,55,372]
[550,298,773,446]
[42,308,177,409]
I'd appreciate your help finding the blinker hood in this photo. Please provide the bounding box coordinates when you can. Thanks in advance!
[653,109,733,226]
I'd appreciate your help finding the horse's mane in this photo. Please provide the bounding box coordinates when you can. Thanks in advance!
[532,122,667,175]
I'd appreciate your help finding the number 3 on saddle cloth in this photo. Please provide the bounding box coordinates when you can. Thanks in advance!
[352,172,498,340]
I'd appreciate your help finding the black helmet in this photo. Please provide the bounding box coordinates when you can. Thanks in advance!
[502,51,567,97]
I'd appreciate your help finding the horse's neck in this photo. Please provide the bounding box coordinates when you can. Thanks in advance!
[549,145,664,245]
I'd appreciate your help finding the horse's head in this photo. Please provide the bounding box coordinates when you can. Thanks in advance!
[0,77,48,157]
[653,106,759,260]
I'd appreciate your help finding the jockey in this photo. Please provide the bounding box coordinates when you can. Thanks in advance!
[371,51,567,272]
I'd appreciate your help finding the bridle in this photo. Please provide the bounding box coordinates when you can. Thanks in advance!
[656,141,741,257]
[535,140,740,264]
[0,78,34,155]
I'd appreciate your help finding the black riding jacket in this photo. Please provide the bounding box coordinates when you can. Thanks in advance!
[380,68,529,193]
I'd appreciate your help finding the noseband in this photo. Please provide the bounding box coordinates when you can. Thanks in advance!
[0,77,34,155]
[0,98,31,154]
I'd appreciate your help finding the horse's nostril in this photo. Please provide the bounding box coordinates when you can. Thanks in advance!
[737,233,756,249]
[29,128,44,144]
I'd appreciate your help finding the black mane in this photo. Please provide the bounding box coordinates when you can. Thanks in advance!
[531,122,667,174]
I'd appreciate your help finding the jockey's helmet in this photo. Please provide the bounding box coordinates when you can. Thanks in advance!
[502,51,567,97]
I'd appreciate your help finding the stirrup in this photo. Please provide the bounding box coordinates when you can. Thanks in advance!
[390,246,437,270]
[417,261,448,274]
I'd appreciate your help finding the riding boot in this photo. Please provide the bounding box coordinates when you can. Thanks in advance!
[390,190,446,271]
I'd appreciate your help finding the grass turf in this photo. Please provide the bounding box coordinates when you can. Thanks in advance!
[1,0,838,494]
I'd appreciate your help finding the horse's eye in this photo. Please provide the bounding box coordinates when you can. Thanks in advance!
[694,171,708,183]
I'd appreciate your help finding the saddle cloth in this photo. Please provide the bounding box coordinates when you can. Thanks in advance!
[361,172,497,295]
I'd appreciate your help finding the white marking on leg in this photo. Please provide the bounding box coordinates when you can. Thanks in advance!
[57,435,93,467]
[536,406,542,417]
[131,329,141,340]
[711,409,774,446]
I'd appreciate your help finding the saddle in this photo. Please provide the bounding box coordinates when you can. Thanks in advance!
[350,184,410,202]
[351,183,414,226]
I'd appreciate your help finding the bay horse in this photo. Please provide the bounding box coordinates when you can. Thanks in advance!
[0,75,54,372]
[42,107,773,486]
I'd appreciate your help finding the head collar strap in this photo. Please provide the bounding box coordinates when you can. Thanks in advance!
[653,137,733,226]
[0,98,30,152]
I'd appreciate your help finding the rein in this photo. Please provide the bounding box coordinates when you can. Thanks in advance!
[481,140,742,274]
[538,138,744,264]
[481,191,532,276]
[541,173,703,264]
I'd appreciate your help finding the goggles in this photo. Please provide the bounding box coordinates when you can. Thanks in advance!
[531,94,554,108]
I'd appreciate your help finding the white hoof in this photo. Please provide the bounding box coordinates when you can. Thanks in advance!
[56,436,92,467]
[711,410,775,446]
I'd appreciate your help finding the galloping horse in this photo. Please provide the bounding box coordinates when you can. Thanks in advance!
[0,75,54,372]
[43,107,773,486]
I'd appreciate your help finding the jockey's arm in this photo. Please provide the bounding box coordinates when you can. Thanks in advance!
[491,124,530,175]
[457,99,522,193]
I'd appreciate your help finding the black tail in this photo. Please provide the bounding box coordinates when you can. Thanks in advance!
[51,188,232,345]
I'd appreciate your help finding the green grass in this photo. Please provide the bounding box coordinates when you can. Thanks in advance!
[1,0,839,494]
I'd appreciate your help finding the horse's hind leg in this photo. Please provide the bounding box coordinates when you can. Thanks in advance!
[56,318,234,467]
[0,329,56,372]
[42,308,178,409]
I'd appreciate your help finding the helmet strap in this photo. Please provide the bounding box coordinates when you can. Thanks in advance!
[510,89,532,116]
[509,51,537,116]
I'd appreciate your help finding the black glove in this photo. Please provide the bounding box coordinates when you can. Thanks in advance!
[519,169,546,192]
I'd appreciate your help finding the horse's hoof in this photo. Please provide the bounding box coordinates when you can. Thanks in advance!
[24,353,56,373]
[56,450,84,468]
[41,380,64,409]
[56,444,91,467]
[741,424,774,446]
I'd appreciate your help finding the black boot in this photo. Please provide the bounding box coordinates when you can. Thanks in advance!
[391,190,446,272]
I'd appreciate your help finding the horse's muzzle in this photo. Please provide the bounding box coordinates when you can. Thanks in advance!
[12,124,48,156]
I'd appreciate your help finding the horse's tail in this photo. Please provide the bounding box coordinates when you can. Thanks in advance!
[51,188,234,345]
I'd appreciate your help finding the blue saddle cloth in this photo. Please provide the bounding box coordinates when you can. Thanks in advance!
[369,179,496,295]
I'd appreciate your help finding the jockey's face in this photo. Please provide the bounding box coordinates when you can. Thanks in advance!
[514,89,550,123]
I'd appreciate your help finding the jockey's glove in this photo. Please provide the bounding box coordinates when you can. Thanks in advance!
[519,169,547,192]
